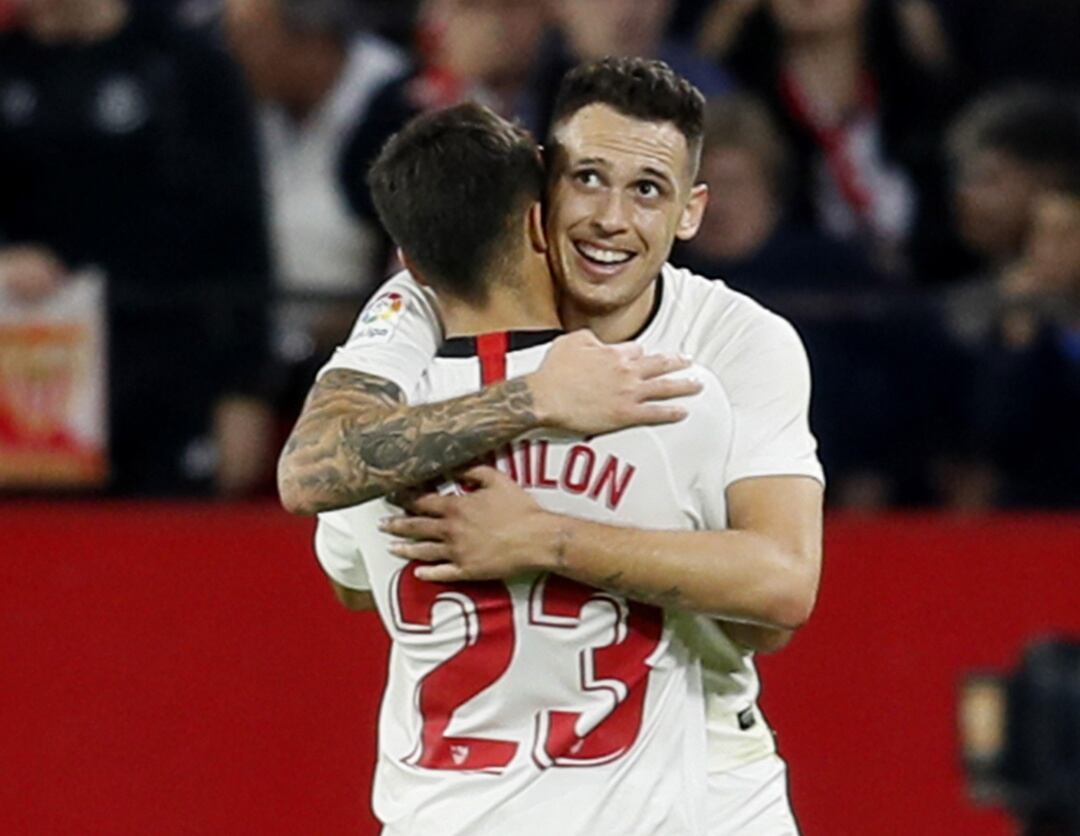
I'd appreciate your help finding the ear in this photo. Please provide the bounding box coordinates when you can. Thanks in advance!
[399,250,429,287]
[675,183,709,242]
[527,201,547,253]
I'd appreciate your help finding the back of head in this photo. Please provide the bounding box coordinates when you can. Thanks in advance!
[277,0,360,36]
[367,102,543,303]
[949,86,1080,184]
[550,56,706,171]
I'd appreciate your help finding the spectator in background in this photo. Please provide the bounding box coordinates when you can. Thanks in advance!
[677,93,882,299]
[702,0,962,277]
[335,0,550,226]
[0,0,273,496]
[418,0,547,118]
[225,0,408,414]
[945,87,1080,345]
[677,92,939,508]
[936,87,1080,508]
[951,183,1080,508]
[526,0,732,135]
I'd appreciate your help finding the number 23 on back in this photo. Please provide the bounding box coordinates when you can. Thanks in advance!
[389,563,663,773]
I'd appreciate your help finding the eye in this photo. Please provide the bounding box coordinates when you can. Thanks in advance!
[635,180,662,199]
[573,169,602,188]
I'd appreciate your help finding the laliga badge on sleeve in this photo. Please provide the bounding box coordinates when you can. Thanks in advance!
[352,290,406,345]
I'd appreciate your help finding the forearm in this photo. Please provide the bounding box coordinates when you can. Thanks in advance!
[718,621,794,654]
[535,515,818,629]
[278,371,540,514]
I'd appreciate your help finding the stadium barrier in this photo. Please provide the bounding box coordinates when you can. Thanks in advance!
[3,503,1078,835]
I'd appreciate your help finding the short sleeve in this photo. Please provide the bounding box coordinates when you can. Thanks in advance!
[692,371,736,530]
[314,511,371,592]
[318,270,442,398]
[719,313,825,486]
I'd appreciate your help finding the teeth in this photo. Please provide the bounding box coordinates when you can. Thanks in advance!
[578,242,632,265]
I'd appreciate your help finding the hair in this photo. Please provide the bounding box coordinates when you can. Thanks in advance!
[549,57,706,173]
[948,86,1080,184]
[367,102,544,302]
[702,94,790,196]
[278,0,362,35]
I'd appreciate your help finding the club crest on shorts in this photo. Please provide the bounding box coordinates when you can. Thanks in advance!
[353,291,406,344]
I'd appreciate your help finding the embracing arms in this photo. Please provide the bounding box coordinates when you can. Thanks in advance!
[278,330,701,514]
[383,469,823,633]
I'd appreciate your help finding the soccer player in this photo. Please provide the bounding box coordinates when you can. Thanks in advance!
[284,58,823,834]
[319,101,733,834]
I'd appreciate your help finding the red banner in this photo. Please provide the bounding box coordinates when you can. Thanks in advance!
[2,505,1078,835]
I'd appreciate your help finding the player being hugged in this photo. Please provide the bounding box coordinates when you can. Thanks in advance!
[316,103,737,835]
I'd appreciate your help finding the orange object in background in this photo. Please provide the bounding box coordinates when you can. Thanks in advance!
[0,273,108,488]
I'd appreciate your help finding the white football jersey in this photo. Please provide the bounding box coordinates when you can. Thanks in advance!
[322,264,825,772]
[319,329,736,835]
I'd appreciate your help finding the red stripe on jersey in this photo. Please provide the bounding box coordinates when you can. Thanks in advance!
[477,332,509,385]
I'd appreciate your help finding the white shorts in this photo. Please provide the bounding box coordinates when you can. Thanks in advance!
[706,753,800,836]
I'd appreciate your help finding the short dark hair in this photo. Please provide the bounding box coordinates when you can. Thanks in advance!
[949,86,1080,182]
[368,103,543,302]
[549,57,706,172]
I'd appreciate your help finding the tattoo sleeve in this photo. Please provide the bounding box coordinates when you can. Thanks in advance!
[278,369,539,513]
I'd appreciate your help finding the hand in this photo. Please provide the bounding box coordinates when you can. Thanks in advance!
[379,466,556,583]
[0,245,67,303]
[214,396,275,496]
[526,330,701,436]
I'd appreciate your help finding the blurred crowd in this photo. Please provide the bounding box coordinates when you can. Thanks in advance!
[0,0,1077,509]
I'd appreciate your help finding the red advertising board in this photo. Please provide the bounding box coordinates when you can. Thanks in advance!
[2,505,1078,834]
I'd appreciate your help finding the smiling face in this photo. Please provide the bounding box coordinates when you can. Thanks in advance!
[546,104,707,337]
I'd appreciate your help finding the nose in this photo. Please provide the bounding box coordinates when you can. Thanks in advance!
[590,189,631,236]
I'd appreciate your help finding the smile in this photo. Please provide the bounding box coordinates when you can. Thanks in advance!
[574,241,635,267]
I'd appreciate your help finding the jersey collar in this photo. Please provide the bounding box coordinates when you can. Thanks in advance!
[437,328,564,357]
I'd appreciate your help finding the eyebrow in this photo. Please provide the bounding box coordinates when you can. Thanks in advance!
[573,158,677,187]
[642,166,677,190]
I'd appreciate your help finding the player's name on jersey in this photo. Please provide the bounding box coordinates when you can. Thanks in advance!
[457,438,636,511]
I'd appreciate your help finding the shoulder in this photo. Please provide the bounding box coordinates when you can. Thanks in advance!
[645,362,734,453]
[348,270,440,339]
[365,270,436,312]
[663,263,806,360]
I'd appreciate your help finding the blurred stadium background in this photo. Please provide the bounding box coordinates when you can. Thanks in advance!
[2,0,1078,833]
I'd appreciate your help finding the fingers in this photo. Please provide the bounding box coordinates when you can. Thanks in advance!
[401,491,451,517]
[389,540,451,563]
[415,563,467,583]
[630,404,690,426]
[635,352,692,380]
[613,341,644,361]
[638,374,703,402]
[456,464,508,489]
[380,515,445,541]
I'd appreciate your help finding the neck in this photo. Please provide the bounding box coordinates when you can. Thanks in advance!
[283,37,347,123]
[558,280,657,343]
[440,261,560,338]
[782,26,864,122]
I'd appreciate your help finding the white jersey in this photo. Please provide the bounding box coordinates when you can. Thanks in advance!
[321,264,825,772]
[318,329,736,835]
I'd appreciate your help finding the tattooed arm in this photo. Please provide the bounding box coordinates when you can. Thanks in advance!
[278,369,538,514]
[277,330,700,515]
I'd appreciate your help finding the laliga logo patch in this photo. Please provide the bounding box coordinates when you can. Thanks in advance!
[354,291,406,343]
